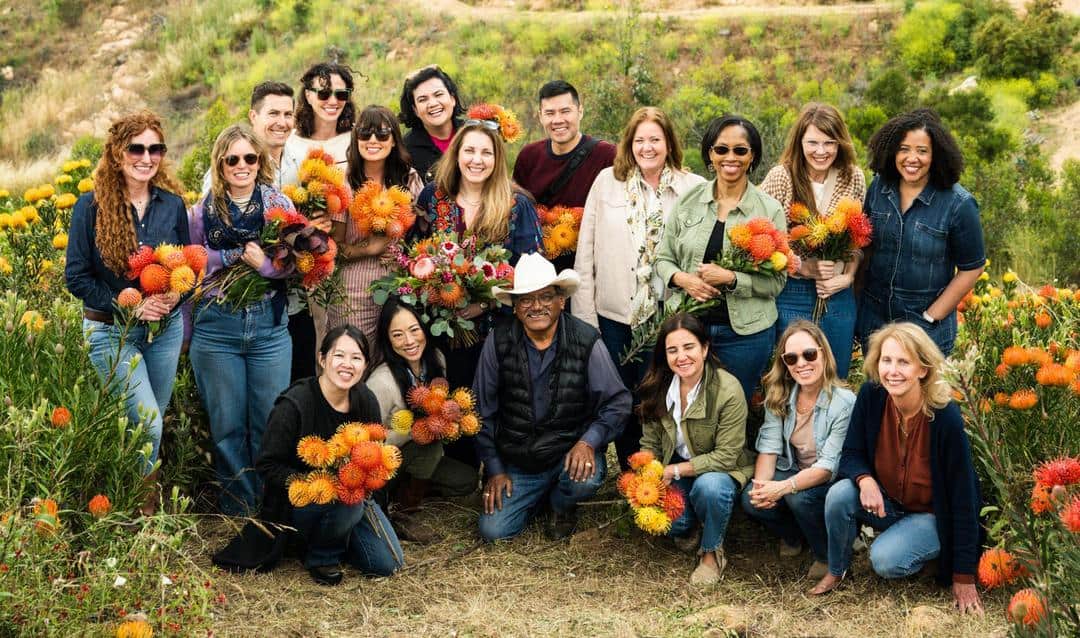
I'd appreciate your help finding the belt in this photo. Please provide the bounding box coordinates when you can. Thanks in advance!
[84,309,114,324]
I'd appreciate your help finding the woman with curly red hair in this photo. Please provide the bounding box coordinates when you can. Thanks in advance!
[64,110,189,514]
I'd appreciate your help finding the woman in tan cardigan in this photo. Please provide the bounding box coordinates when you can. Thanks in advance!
[759,103,865,378]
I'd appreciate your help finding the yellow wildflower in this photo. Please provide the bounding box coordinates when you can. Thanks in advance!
[20,310,45,333]
[183,191,199,206]
[0,213,11,230]
[79,158,92,168]
[0,189,9,198]
[21,206,39,224]
[769,251,788,271]
[0,257,11,274]
[52,234,69,250]
[9,210,27,230]
[62,160,79,173]
[38,184,55,199]
[634,506,672,535]
[978,271,990,282]
[55,193,77,209]
[40,259,54,273]
[23,187,42,203]
[1002,270,1017,284]
[77,178,94,193]
[55,174,73,185]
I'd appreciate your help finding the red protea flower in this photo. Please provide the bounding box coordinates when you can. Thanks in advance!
[139,264,170,294]
[467,103,500,121]
[406,385,430,409]
[440,400,463,422]
[1031,482,1053,514]
[430,377,450,393]
[127,245,155,277]
[182,244,208,275]
[1059,495,1080,532]
[364,468,389,491]
[747,233,776,261]
[411,417,437,445]
[337,461,367,489]
[845,209,873,248]
[628,450,655,470]
[1033,456,1080,487]
[117,287,143,309]
[50,406,72,428]
[350,441,383,470]
[88,494,111,518]
[661,486,686,521]
[420,391,445,416]
[977,547,1024,589]
[425,415,451,438]
[335,483,366,506]
[745,217,774,236]
[1007,588,1046,627]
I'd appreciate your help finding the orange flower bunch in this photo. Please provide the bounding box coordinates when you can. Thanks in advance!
[977,547,1027,589]
[348,180,416,240]
[88,494,112,518]
[121,244,208,302]
[466,103,523,144]
[721,217,799,276]
[537,205,584,258]
[994,345,1079,408]
[283,148,351,222]
[392,378,481,445]
[1007,588,1047,628]
[287,422,402,507]
[616,450,686,535]
[788,198,873,260]
[1028,456,1080,517]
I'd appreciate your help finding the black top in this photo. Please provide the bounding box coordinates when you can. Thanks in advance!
[700,219,730,324]
[403,117,463,184]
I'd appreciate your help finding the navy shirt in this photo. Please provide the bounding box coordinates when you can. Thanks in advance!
[64,188,190,313]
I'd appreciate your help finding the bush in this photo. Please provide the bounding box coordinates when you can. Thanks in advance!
[177,99,231,193]
[974,0,1077,79]
[846,105,889,146]
[925,87,1016,162]
[894,0,965,76]
[865,66,917,117]
[69,135,103,164]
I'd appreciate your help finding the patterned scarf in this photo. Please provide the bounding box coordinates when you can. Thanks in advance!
[625,165,675,327]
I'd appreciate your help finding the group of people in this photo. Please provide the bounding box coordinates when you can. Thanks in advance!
[63,61,987,613]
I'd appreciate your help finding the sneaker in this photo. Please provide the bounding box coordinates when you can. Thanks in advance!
[545,508,578,540]
[806,560,829,580]
[308,565,343,586]
[779,539,802,557]
[673,526,702,554]
[690,549,727,586]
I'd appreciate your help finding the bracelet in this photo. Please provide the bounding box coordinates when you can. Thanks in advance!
[922,310,937,324]
[673,464,681,481]
[789,477,799,494]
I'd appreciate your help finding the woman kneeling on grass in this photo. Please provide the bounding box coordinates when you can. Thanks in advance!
[811,322,983,616]
[741,320,854,581]
[637,313,755,586]
[255,325,403,586]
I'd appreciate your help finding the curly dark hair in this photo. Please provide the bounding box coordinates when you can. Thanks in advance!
[345,105,414,190]
[866,108,964,189]
[397,65,465,131]
[295,62,356,138]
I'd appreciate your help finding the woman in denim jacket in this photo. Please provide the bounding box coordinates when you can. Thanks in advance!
[857,109,985,356]
[741,320,854,582]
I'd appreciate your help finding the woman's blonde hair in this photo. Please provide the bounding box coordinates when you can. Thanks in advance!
[208,125,275,222]
[432,123,514,244]
[763,320,845,420]
[779,102,857,215]
[862,322,951,416]
[93,110,183,275]
[612,107,684,182]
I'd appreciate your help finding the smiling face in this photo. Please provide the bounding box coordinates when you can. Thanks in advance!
[877,337,928,403]
[388,307,426,366]
[319,334,367,392]
[895,128,933,189]
[457,130,495,186]
[665,328,708,384]
[356,119,395,164]
[709,125,753,186]
[539,92,583,149]
[513,285,564,336]
[249,94,295,152]
[782,330,825,391]
[412,77,456,132]
[221,138,259,195]
[801,123,838,178]
[121,128,163,187]
[306,73,348,128]
[632,120,668,176]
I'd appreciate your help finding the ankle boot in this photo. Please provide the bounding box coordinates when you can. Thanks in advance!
[140,470,161,516]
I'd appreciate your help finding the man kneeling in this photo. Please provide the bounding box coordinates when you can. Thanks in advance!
[474,253,631,541]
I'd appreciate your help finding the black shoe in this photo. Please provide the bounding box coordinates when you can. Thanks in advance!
[308,565,343,586]
[546,508,578,540]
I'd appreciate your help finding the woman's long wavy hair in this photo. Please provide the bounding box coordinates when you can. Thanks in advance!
[93,110,182,275]
[637,313,721,421]
[208,125,274,222]
[763,320,846,421]
[345,105,413,190]
[778,102,858,215]
[862,322,951,417]
[433,123,516,244]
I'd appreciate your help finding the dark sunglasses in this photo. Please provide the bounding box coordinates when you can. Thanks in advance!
[126,143,167,158]
[711,145,751,157]
[357,127,393,142]
[309,87,352,101]
[781,348,819,367]
[463,119,500,132]
[224,153,259,167]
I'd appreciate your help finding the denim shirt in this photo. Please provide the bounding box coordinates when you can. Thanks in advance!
[862,176,985,317]
[755,385,855,476]
[64,188,190,313]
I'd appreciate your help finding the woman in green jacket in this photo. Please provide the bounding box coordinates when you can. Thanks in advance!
[654,115,786,408]
[638,313,755,586]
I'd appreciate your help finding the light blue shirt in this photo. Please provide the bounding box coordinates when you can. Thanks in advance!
[755,385,855,476]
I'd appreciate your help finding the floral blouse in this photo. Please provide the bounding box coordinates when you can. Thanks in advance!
[415,183,542,267]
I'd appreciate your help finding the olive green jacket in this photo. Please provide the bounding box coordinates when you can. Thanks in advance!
[654,179,787,335]
[639,363,756,487]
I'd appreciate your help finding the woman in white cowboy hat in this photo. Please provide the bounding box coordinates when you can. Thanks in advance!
[473,253,632,541]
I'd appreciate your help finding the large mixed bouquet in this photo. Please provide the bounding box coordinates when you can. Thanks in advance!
[390,378,482,445]
[117,243,208,339]
[348,180,416,240]
[282,148,351,225]
[617,450,687,535]
[537,204,584,259]
[787,198,873,319]
[370,232,514,346]
[287,422,402,506]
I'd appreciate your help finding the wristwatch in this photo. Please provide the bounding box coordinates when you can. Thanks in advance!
[673,464,681,481]
[922,310,937,324]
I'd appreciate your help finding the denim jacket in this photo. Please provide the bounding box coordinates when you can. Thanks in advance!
[755,385,855,476]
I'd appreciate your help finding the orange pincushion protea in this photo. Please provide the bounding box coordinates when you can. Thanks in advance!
[1033,456,1080,487]
[306,471,338,505]
[747,232,777,261]
[162,250,188,270]
[459,413,481,436]
[617,472,639,497]
[338,422,371,447]
[381,445,403,471]
[1059,495,1080,532]
[728,224,752,249]
[1002,346,1030,367]
[745,217,774,235]
[977,547,1025,589]
[634,481,661,506]
[183,244,208,274]
[1034,310,1052,329]
[661,488,686,521]
[50,406,72,428]
[1008,389,1038,410]
[88,494,112,518]
[1031,482,1053,514]
[438,282,465,308]
[288,477,313,507]
[1036,363,1074,387]
[139,264,170,295]
[363,423,388,442]
[297,435,333,468]
[420,392,446,416]
[1007,588,1046,627]
[127,245,155,276]
[411,418,438,445]
[33,498,59,534]
[788,202,811,223]
[628,450,656,470]
[350,441,383,470]
[117,287,143,309]
[337,461,367,489]
[335,482,366,506]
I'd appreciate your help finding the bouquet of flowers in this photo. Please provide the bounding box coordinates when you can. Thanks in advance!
[617,450,686,536]
[466,103,523,144]
[787,198,872,319]
[208,206,337,308]
[370,232,515,346]
[282,148,351,225]
[348,180,416,240]
[287,422,403,507]
[537,205,584,258]
[390,378,482,445]
[117,243,208,339]
[718,217,799,278]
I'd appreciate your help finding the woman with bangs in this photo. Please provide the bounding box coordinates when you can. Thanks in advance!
[65,110,189,514]
[327,105,424,345]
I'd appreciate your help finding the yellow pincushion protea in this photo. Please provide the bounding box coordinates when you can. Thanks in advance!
[381,444,403,471]
[306,471,338,505]
[805,218,830,249]
[390,409,414,434]
[296,435,333,468]
[338,422,370,447]
[634,506,672,536]
[459,413,481,436]
[295,252,315,274]
[0,257,11,274]
[634,480,661,506]
[287,476,314,507]
[824,210,848,234]
[169,265,197,294]
[769,251,788,271]
[639,460,664,483]
[77,178,94,193]
[451,388,475,411]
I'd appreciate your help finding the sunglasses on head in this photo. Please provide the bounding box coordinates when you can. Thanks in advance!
[463,119,500,132]
[126,143,167,158]
[357,126,393,142]
[711,144,751,157]
[309,87,352,101]
[223,153,259,167]
[781,348,819,367]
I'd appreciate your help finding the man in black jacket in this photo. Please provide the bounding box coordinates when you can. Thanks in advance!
[474,253,631,540]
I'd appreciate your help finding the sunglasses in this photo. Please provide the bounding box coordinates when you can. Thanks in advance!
[357,127,393,142]
[711,145,751,157]
[781,348,819,367]
[224,153,259,167]
[126,143,167,158]
[463,119,500,132]
[309,87,352,101]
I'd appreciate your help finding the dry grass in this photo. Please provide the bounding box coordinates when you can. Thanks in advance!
[193,472,1009,638]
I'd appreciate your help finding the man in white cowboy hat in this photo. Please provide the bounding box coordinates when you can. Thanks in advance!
[473,253,631,541]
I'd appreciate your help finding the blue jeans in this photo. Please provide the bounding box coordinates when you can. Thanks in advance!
[707,323,773,408]
[189,299,291,515]
[84,312,184,474]
[823,478,940,578]
[598,316,647,470]
[668,472,740,553]
[478,450,606,541]
[856,291,958,356]
[739,467,830,562]
[291,499,404,575]
[775,278,856,378]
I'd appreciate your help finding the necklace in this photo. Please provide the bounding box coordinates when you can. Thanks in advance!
[458,195,482,207]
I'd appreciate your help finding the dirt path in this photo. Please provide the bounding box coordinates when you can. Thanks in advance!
[1044,99,1080,172]
[422,0,903,21]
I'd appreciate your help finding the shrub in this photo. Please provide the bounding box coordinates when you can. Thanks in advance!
[69,135,103,164]
[894,0,965,76]
[177,98,231,193]
[865,66,917,117]
[974,0,1077,79]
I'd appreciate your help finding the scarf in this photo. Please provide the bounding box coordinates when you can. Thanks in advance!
[203,186,265,251]
[625,165,676,327]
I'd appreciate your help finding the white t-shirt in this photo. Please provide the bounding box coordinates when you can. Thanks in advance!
[279,131,352,186]
[665,375,702,460]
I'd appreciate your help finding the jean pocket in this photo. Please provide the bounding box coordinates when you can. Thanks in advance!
[911,221,947,264]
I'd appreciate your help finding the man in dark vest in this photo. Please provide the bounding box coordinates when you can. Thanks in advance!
[474,253,631,541]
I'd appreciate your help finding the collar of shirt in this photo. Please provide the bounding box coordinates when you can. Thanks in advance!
[666,374,702,424]
[693,178,765,215]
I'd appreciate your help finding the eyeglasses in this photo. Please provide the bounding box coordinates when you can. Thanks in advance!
[514,291,558,308]
[309,87,352,102]
[803,140,839,151]
[711,145,751,157]
[781,348,819,367]
[224,153,259,167]
[463,119,500,132]
[126,143,167,159]
[357,127,393,142]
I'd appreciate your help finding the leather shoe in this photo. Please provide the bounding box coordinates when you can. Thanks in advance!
[308,565,343,586]
[545,508,578,540]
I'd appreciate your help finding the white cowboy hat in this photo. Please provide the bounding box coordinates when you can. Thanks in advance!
[492,252,581,306]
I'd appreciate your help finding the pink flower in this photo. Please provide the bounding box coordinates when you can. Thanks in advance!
[441,271,454,283]
[441,241,460,256]
[397,285,414,295]
[496,263,514,281]
[410,257,436,279]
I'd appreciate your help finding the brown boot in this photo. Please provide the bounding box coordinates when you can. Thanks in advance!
[389,511,440,544]
[140,470,161,517]
[396,478,431,511]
